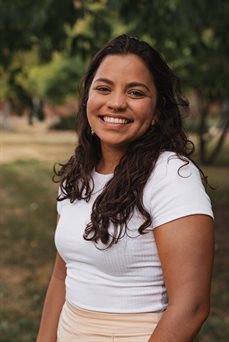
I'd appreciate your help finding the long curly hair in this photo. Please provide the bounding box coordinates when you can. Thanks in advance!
[54,34,195,248]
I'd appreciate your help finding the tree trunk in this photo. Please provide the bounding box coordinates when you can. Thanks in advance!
[197,92,210,164]
[0,101,11,131]
[208,100,229,164]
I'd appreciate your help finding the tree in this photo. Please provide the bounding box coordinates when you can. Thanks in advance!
[0,0,79,123]
[0,0,79,66]
[113,0,229,164]
[0,0,115,123]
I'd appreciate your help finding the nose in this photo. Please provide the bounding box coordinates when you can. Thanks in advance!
[107,92,127,112]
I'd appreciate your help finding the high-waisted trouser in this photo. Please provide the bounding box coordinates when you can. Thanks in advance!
[57,301,163,342]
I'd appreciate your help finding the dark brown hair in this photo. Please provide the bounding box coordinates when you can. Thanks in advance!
[54,34,194,248]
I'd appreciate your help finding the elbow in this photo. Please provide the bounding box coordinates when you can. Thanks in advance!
[200,304,211,323]
[172,298,211,327]
[192,300,211,326]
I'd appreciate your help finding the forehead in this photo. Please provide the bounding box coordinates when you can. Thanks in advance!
[93,54,154,84]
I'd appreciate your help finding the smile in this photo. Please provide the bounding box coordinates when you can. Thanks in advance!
[101,116,131,124]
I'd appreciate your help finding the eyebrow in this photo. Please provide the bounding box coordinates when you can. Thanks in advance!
[94,78,150,92]
[94,78,113,85]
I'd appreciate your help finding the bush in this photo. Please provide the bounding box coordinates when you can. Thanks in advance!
[50,114,79,131]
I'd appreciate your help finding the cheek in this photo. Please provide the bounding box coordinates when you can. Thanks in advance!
[86,95,95,113]
[86,94,104,119]
[135,102,155,124]
[86,96,96,123]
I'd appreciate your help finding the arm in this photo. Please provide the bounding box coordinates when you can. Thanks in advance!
[37,215,66,342]
[148,214,214,342]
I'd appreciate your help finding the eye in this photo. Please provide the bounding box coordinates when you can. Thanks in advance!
[128,89,145,98]
[95,86,111,94]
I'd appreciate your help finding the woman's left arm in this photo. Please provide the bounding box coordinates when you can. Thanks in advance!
[148,214,214,342]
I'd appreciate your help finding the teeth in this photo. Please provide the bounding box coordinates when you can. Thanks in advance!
[103,116,129,124]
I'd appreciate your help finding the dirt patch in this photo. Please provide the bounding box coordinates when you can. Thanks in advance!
[0,131,77,163]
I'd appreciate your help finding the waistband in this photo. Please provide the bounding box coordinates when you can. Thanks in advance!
[63,301,163,335]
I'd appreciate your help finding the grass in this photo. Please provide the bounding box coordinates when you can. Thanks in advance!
[0,160,57,341]
[0,131,228,341]
[195,166,229,341]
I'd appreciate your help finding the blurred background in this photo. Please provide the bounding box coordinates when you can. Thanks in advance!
[0,0,228,341]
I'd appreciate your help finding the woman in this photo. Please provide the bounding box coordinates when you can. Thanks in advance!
[37,34,214,342]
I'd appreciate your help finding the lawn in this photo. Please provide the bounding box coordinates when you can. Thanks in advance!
[0,131,228,341]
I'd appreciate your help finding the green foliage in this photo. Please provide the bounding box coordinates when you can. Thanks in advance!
[0,0,78,66]
[50,114,79,131]
[0,0,80,114]
[1,0,228,106]
[114,0,229,101]
[0,48,40,114]
[25,53,87,104]
[112,0,229,164]
[70,0,115,57]
[0,0,227,163]
[0,0,120,115]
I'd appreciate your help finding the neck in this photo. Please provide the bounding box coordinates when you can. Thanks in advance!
[96,143,127,174]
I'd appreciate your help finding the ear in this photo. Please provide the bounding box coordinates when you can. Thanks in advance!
[152,108,160,125]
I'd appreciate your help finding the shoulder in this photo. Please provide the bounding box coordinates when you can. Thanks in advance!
[148,151,200,184]
[143,152,213,228]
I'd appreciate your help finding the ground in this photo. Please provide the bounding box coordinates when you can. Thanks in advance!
[0,120,228,341]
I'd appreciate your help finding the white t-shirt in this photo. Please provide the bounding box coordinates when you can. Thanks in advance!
[55,151,213,313]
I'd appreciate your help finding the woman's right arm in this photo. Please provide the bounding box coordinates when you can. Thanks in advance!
[36,249,66,341]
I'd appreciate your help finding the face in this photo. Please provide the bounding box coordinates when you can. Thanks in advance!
[87,54,158,154]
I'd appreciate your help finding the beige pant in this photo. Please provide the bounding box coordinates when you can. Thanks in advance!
[57,301,163,342]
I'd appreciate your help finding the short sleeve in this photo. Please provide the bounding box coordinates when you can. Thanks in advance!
[57,200,62,215]
[145,152,214,229]
[57,186,65,215]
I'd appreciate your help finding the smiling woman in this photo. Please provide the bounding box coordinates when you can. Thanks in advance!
[86,54,158,158]
[37,35,214,342]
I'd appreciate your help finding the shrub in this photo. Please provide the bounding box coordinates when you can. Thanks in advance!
[50,114,79,131]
